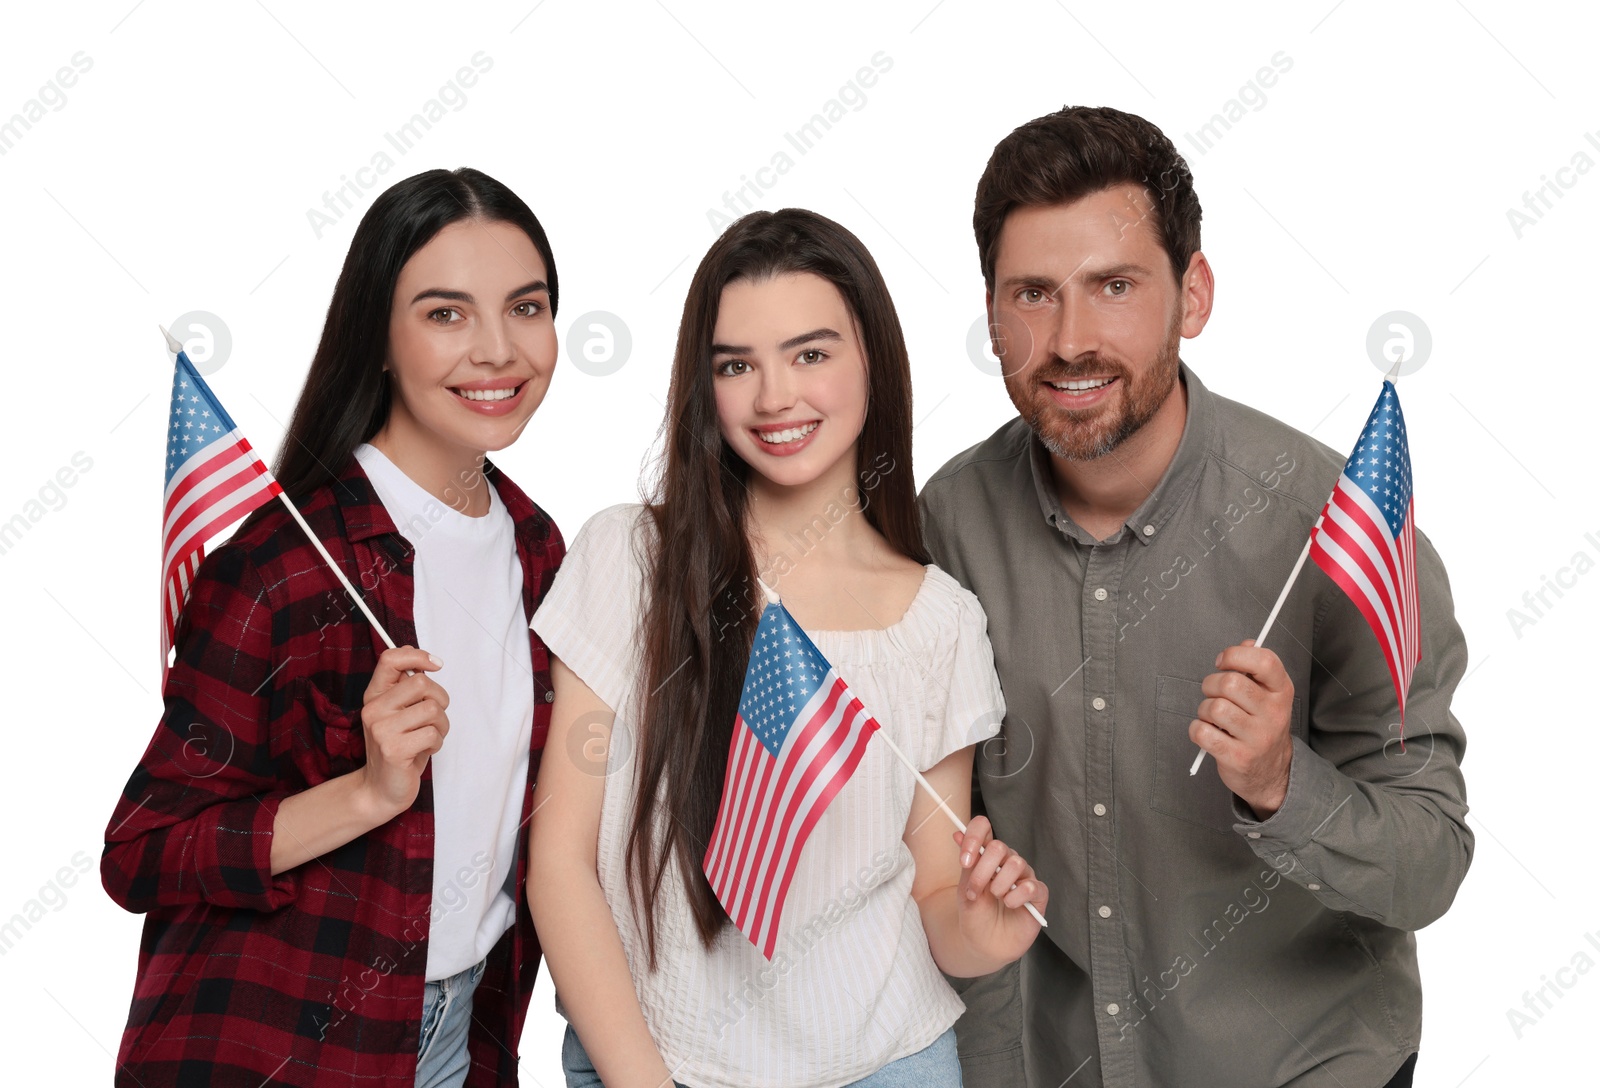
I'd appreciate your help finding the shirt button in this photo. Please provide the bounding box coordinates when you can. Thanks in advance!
[1106,1003,1121,1016]
[1093,803,1107,817]
[1307,883,1322,891]
[1092,697,1107,711]
[544,690,554,703]
[1097,905,1112,918]
[1142,524,1155,537]
[1247,831,1261,839]
[1093,587,1108,601]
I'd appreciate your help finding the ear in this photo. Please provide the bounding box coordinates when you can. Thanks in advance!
[1178,252,1215,339]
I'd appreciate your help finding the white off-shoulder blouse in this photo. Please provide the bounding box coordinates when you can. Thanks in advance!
[531,503,1007,1088]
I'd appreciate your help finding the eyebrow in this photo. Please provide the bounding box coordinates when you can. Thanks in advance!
[711,327,844,355]
[410,279,548,306]
[999,263,1154,291]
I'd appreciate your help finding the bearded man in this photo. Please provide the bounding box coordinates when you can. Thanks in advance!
[919,105,1471,1088]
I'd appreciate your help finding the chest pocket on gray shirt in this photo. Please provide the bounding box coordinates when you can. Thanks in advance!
[1150,674,1302,835]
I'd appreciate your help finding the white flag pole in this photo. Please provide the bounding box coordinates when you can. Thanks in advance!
[1189,357,1405,777]
[874,728,1048,928]
[755,577,1047,928]
[268,493,399,651]
[1187,539,1309,775]
[161,326,401,654]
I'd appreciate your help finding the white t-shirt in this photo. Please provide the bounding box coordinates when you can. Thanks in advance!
[530,503,1007,1088]
[353,443,534,981]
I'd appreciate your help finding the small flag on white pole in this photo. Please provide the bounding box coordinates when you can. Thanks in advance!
[1190,370,1420,774]
[158,327,402,683]
[705,580,1044,959]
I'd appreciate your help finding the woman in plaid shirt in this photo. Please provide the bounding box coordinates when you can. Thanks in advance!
[102,168,566,1088]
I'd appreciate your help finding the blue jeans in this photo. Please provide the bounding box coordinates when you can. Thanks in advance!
[415,957,487,1088]
[560,1023,960,1087]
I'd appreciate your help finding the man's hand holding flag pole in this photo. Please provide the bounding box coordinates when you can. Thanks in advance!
[1190,358,1421,780]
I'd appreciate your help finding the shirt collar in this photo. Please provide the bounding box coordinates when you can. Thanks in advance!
[1027,361,1216,547]
[331,455,399,544]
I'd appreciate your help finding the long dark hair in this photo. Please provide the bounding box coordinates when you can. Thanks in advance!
[265,167,559,505]
[628,208,928,966]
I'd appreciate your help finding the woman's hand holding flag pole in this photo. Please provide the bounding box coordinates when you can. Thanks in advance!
[871,724,1049,929]
[160,324,442,812]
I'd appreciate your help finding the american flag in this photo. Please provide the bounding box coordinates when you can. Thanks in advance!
[161,350,282,676]
[1309,380,1421,728]
[703,599,881,959]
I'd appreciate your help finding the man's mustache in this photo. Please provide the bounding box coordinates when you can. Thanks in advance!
[1029,355,1131,384]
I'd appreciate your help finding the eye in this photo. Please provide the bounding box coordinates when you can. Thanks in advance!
[715,358,750,377]
[511,299,544,318]
[797,349,827,365]
[1104,279,1131,297]
[1019,287,1047,304]
[428,307,463,325]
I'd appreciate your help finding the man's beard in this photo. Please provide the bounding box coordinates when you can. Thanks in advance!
[1004,312,1183,462]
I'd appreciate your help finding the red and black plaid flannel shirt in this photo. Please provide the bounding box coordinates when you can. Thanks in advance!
[102,454,564,1086]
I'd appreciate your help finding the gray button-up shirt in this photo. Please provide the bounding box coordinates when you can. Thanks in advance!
[919,364,1471,1088]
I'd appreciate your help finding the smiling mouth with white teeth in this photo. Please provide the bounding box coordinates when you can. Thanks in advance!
[452,384,524,402]
[1048,377,1117,392]
[756,421,820,444]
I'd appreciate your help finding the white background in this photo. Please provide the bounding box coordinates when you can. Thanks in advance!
[2,1,1595,1084]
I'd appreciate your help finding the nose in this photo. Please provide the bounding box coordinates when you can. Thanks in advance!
[471,311,515,367]
[1048,288,1101,368]
[752,360,797,414]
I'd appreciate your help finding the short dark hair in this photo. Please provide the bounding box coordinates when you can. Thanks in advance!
[973,105,1202,290]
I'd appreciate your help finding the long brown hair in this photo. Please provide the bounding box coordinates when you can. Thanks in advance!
[628,208,927,966]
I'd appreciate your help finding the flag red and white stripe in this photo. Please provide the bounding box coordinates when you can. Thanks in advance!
[703,603,881,959]
[1308,380,1421,725]
[161,351,281,676]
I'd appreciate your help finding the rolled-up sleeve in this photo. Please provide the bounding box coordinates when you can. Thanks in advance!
[102,543,300,914]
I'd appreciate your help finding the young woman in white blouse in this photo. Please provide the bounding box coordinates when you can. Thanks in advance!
[526,209,1048,1088]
